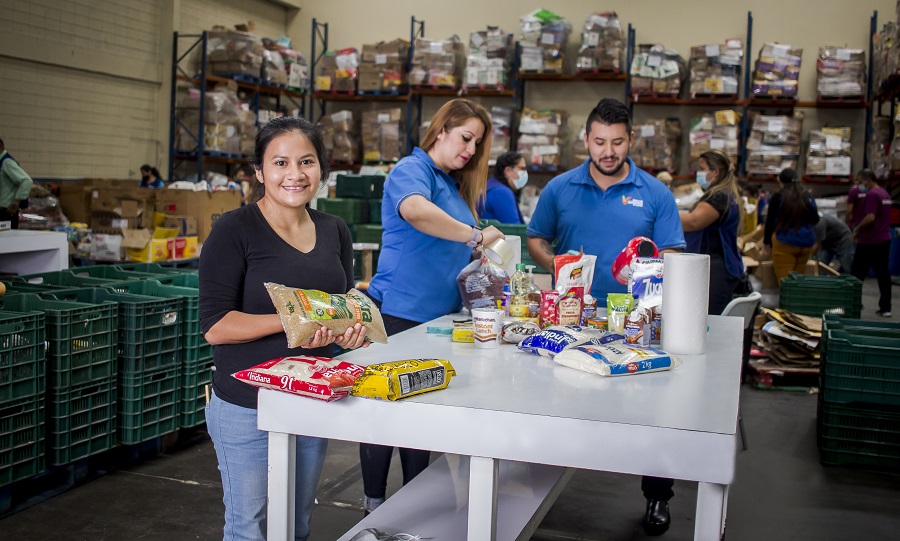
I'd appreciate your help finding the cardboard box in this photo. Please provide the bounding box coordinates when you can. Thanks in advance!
[163,215,198,237]
[126,228,178,262]
[91,233,126,261]
[167,236,199,260]
[154,190,242,242]
[753,260,779,289]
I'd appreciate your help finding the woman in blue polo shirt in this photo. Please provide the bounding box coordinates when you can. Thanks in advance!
[680,150,744,315]
[477,150,526,223]
[362,98,504,515]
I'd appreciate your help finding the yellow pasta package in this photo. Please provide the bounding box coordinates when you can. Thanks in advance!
[351,359,456,401]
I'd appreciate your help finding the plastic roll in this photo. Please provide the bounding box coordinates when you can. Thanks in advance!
[661,253,710,355]
[484,237,514,267]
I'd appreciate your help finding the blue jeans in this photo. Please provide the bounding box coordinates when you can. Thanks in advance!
[206,392,327,541]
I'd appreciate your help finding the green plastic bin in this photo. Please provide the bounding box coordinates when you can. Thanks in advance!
[368,199,382,224]
[335,174,382,199]
[48,379,117,465]
[355,224,383,245]
[0,397,45,488]
[118,365,179,445]
[318,198,368,224]
[0,310,45,404]
[15,270,120,289]
[779,273,862,318]
[821,330,900,407]
[817,400,900,471]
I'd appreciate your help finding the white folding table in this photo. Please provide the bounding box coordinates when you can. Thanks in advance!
[258,314,742,541]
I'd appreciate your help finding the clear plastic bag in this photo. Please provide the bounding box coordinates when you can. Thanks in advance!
[456,255,509,311]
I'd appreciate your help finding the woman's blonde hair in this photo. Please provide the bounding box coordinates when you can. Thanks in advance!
[420,99,493,219]
[694,149,743,230]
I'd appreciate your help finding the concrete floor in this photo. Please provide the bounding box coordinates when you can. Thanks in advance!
[1,278,898,540]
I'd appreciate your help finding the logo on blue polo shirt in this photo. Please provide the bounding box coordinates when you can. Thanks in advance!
[621,196,644,208]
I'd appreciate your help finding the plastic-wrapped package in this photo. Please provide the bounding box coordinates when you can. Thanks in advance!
[752,42,803,98]
[361,108,404,162]
[517,108,568,169]
[629,118,682,173]
[320,110,360,163]
[465,26,514,90]
[745,114,803,176]
[554,343,681,376]
[576,12,624,73]
[351,359,456,401]
[817,47,865,98]
[411,37,466,87]
[359,39,409,93]
[233,356,365,401]
[806,127,852,177]
[262,48,288,86]
[489,106,514,163]
[207,29,265,78]
[315,48,359,92]
[518,326,623,357]
[456,255,510,310]
[630,44,686,96]
[688,110,741,172]
[688,40,743,96]
[518,8,571,73]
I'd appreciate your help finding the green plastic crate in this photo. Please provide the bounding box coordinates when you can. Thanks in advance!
[0,310,45,404]
[70,266,163,282]
[318,198,368,224]
[821,330,900,407]
[107,280,204,352]
[48,380,117,466]
[118,365,179,445]
[15,270,120,288]
[179,357,213,428]
[153,273,199,288]
[779,273,862,318]
[1,280,66,294]
[817,401,900,471]
[355,224,383,245]
[43,288,182,374]
[369,199,382,224]
[353,249,379,281]
[116,263,197,276]
[1,294,117,389]
[0,397,45,488]
[335,174,382,199]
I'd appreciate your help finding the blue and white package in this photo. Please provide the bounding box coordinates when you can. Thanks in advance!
[553,343,681,376]
[517,326,624,357]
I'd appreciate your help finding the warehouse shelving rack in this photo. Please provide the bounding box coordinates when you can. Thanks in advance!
[168,31,307,182]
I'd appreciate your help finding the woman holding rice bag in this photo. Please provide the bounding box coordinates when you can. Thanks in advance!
[362,98,504,515]
[679,149,744,315]
[199,117,368,541]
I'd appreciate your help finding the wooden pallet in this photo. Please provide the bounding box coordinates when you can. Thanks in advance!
[748,359,820,391]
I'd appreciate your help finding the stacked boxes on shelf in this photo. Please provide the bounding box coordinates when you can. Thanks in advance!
[818,314,900,471]
[630,118,683,173]
[745,114,803,176]
[817,47,865,99]
[575,12,625,73]
[410,37,466,88]
[806,127,852,177]
[319,175,386,280]
[315,48,359,93]
[688,39,743,96]
[869,116,895,179]
[207,29,265,79]
[752,42,803,98]
[465,26,514,90]
[518,9,571,73]
[489,106,514,163]
[689,110,741,171]
[320,110,360,163]
[517,107,568,170]
[359,39,410,94]
[362,108,405,163]
[630,44,686,96]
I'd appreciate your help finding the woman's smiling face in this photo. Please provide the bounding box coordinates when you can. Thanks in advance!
[256,130,322,209]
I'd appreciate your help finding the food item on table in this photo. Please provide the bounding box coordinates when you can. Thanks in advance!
[554,343,681,376]
[606,293,634,334]
[452,327,474,343]
[557,286,584,326]
[586,317,608,330]
[518,325,623,357]
[233,355,365,401]
[351,359,456,401]
[555,251,597,296]
[266,284,389,348]
[501,320,541,343]
[540,290,560,328]
[456,255,510,310]
[627,257,664,346]
[612,236,658,285]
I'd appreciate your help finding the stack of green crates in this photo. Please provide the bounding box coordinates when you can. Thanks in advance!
[779,273,862,318]
[108,278,212,429]
[44,286,183,452]
[0,307,46,487]
[480,219,549,275]
[322,174,386,280]
[817,314,900,470]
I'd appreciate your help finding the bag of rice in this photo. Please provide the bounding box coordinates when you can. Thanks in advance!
[351,359,456,401]
[233,355,365,401]
[517,325,624,357]
[554,343,681,376]
[266,284,389,348]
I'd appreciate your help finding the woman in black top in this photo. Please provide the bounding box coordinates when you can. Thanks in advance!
[199,117,367,541]
[680,150,744,315]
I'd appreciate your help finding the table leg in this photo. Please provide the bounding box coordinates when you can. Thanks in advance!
[267,432,297,540]
[694,482,727,541]
[467,456,499,541]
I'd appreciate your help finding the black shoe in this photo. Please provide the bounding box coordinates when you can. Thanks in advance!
[642,499,670,536]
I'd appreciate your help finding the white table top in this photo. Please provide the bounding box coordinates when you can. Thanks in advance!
[259,315,742,484]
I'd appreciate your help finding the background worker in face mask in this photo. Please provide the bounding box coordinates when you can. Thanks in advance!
[476,150,526,224]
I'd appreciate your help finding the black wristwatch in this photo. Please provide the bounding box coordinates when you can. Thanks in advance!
[465,226,483,248]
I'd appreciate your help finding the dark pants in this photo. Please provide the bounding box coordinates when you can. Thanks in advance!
[851,241,892,313]
[642,476,675,501]
[709,255,740,316]
[0,207,19,229]
[358,297,430,501]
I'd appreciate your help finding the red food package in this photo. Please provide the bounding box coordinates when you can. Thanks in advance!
[233,356,365,401]
[540,290,560,328]
[558,286,584,326]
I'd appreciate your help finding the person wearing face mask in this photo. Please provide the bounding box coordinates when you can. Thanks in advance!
[680,150,744,315]
[362,98,504,515]
[846,170,870,228]
[476,150,526,223]
[139,164,165,189]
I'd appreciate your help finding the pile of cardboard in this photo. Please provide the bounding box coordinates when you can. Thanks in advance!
[321,110,360,163]
[806,127,852,177]
[688,39,743,96]
[817,47,865,98]
[465,26,514,90]
[629,44,686,96]
[362,108,404,162]
[314,48,358,93]
[745,114,803,176]
[688,110,741,171]
[518,8,571,73]
[410,37,465,87]
[749,308,822,388]
[575,12,625,73]
[516,107,568,169]
[358,40,409,93]
[629,118,682,172]
[752,42,802,98]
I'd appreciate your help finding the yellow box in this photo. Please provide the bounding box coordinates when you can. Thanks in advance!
[126,227,178,262]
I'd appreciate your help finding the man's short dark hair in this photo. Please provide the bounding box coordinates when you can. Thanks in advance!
[586,98,632,134]
[857,168,878,184]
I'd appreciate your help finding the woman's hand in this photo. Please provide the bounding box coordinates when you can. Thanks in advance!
[334,323,369,350]
[301,327,336,349]
[480,225,505,246]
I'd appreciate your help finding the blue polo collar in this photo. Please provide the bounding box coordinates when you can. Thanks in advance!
[412,147,459,188]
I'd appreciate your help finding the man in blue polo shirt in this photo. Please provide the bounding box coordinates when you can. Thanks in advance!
[526,98,685,537]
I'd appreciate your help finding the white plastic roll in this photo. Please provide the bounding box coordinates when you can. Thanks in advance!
[661,253,710,355]
[501,235,522,277]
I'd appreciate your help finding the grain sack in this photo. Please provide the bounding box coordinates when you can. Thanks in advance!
[265,284,389,347]
[351,359,456,401]
[233,355,365,401]
[554,343,681,376]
